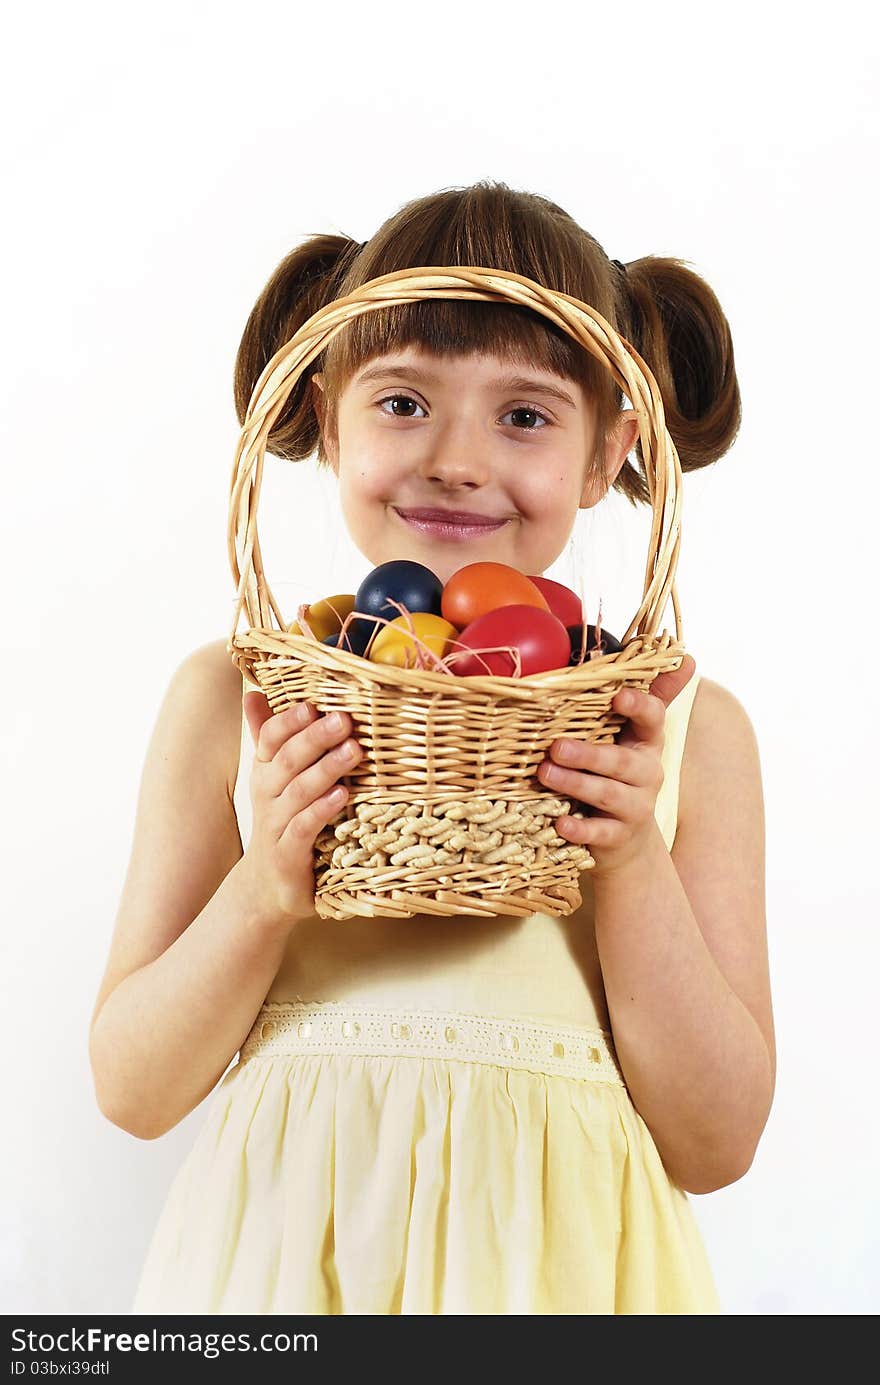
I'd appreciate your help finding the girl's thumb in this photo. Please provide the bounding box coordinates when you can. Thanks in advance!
[243,689,273,746]
[648,653,697,707]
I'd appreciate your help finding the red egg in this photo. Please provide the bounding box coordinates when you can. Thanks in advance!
[527,575,583,628]
[449,605,571,677]
[441,562,549,629]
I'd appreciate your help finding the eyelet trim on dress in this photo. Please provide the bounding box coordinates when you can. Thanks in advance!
[240,1001,626,1086]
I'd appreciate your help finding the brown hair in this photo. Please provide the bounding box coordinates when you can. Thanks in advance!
[233,180,741,507]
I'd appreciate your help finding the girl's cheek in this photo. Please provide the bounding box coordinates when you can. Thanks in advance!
[347,447,408,492]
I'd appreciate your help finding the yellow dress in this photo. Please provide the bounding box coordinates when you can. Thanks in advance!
[132,671,719,1314]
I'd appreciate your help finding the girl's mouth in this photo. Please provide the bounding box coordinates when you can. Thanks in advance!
[392,507,510,542]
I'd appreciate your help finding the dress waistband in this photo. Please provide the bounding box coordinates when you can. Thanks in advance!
[239,1000,626,1086]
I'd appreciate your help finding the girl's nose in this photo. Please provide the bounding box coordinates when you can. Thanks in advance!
[417,425,493,488]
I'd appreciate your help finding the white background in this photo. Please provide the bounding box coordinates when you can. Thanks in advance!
[2,0,878,1316]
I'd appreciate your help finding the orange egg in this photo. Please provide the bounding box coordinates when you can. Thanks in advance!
[367,613,459,669]
[289,593,356,642]
[441,562,549,629]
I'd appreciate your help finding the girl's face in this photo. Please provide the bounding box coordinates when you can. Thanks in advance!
[311,348,639,586]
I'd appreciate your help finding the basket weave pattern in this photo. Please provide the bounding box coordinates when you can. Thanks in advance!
[227,266,686,921]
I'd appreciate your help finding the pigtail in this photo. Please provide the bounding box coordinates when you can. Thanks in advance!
[614,256,743,506]
[232,233,363,462]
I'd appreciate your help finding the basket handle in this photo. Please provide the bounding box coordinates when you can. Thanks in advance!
[228,265,683,656]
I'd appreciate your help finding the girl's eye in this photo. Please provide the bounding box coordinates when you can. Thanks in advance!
[503,406,549,431]
[378,394,427,419]
[376,394,550,430]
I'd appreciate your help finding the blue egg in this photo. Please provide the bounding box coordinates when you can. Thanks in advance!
[354,560,444,650]
[322,625,374,656]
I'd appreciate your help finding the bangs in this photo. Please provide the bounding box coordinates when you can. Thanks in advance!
[322,298,609,406]
[319,181,624,416]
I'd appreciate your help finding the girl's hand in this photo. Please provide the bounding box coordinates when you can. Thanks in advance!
[239,693,363,925]
[536,654,697,877]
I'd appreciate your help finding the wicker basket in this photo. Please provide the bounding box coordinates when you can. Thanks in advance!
[227,265,685,921]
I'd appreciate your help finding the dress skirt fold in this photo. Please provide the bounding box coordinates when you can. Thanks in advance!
[132,1001,719,1315]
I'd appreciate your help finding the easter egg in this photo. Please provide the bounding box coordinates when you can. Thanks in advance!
[441,562,549,629]
[567,623,624,664]
[354,560,444,652]
[451,605,570,678]
[368,613,459,669]
[526,575,583,628]
[292,593,356,642]
[322,620,375,656]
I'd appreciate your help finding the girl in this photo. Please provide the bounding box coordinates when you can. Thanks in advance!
[90,180,774,1315]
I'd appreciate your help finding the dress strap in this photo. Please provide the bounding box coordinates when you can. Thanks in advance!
[233,677,255,851]
[655,670,701,851]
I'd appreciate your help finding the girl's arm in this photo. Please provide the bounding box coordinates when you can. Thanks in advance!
[540,673,774,1195]
[89,642,299,1140]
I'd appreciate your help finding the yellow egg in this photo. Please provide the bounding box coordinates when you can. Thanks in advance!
[289,593,356,641]
[367,613,459,668]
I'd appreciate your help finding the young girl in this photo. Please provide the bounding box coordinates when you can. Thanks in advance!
[90,180,774,1315]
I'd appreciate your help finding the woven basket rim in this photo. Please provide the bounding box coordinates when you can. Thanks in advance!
[231,627,685,698]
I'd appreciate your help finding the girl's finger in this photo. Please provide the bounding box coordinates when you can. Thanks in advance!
[547,737,653,788]
[556,813,628,846]
[612,687,666,747]
[251,698,317,763]
[243,691,273,750]
[537,762,636,816]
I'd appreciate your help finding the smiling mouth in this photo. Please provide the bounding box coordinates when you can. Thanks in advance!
[392,507,510,541]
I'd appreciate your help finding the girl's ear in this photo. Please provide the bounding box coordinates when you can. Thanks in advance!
[606,409,640,478]
[310,373,339,474]
[311,372,326,424]
[579,410,641,508]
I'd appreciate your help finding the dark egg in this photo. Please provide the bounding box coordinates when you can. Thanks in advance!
[354,560,444,653]
[322,623,374,656]
[567,623,624,664]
